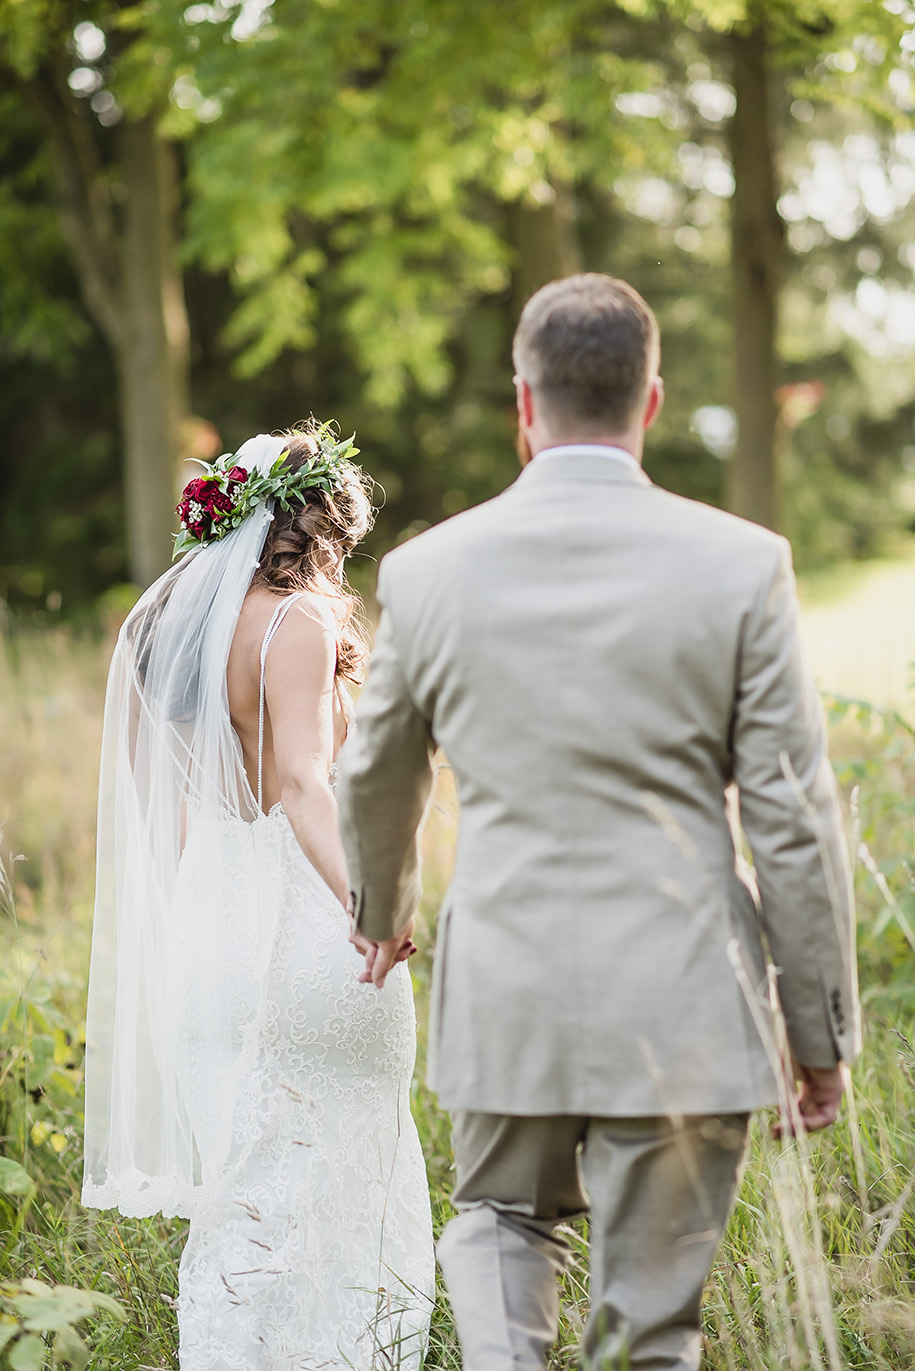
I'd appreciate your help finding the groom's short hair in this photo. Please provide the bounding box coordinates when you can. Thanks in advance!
[513,274,660,434]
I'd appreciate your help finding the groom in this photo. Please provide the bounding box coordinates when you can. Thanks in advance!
[338,273,860,1370]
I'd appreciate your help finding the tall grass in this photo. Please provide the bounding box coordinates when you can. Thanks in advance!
[1,628,914,1368]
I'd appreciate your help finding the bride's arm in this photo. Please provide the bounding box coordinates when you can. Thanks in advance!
[263,601,349,908]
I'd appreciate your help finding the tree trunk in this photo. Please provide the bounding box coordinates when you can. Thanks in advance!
[726,18,783,531]
[26,71,190,587]
[512,182,583,315]
[119,121,189,585]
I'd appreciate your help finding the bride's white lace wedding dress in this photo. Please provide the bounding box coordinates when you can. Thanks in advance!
[83,441,433,1370]
[172,595,434,1369]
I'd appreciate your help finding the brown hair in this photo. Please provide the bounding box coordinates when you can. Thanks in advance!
[251,422,375,684]
[512,273,660,434]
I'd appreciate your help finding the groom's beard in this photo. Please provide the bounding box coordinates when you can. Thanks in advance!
[515,422,533,467]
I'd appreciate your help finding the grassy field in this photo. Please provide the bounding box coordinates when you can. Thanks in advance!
[1,571,915,1367]
[798,541,915,710]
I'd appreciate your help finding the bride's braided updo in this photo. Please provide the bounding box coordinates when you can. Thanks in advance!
[251,422,375,683]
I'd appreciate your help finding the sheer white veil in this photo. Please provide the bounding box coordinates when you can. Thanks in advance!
[82,434,288,1218]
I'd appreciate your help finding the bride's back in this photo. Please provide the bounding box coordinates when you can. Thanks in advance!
[227,586,348,814]
[223,429,373,815]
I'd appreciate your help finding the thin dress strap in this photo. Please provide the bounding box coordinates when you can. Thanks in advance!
[257,594,306,813]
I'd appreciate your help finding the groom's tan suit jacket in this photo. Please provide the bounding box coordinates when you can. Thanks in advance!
[338,450,860,1118]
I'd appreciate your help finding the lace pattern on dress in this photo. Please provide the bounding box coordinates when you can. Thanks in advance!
[170,600,433,1369]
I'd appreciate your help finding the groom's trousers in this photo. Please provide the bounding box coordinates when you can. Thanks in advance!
[437,1110,749,1371]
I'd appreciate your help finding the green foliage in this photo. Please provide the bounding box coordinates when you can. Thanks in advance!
[0,1279,125,1371]
[0,83,124,611]
[0,94,89,371]
[1,629,915,1365]
[0,850,125,1371]
[177,0,659,395]
[1,0,914,603]
[0,0,74,78]
[826,692,915,1011]
[0,1160,35,1199]
[0,976,83,1162]
[0,843,84,1194]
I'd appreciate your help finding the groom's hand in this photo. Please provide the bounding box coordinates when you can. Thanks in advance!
[772,1060,845,1138]
[355,920,417,989]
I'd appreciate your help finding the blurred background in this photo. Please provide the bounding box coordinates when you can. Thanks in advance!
[3,7,915,1366]
[0,0,913,702]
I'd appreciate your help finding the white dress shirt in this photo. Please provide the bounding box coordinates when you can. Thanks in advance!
[534,443,642,474]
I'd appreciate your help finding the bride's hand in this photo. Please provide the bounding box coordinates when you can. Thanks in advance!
[355,921,417,988]
[349,927,375,957]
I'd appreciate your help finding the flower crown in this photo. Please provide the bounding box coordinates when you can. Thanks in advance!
[173,424,360,560]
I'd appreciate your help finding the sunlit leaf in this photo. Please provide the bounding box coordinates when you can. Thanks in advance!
[0,1316,20,1354]
[0,1157,36,1196]
[51,1323,89,1371]
[8,1333,46,1371]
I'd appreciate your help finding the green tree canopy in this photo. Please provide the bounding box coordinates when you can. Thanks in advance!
[1,0,913,609]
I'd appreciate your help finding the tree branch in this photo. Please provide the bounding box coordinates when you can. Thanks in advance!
[25,61,125,348]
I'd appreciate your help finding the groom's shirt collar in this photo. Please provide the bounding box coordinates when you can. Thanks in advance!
[534,443,642,474]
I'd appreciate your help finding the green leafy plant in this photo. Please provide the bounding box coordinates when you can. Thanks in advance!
[0,1278,125,1371]
[0,843,126,1371]
[824,691,915,1010]
[0,842,83,1167]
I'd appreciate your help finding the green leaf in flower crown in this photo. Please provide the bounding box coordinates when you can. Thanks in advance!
[173,425,364,554]
[172,529,198,561]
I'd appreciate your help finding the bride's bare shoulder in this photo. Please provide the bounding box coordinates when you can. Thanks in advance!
[229,589,336,702]
[237,587,336,648]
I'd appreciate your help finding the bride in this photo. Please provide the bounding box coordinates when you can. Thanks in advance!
[82,425,434,1370]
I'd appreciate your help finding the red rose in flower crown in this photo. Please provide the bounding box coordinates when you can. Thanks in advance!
[173,428,360,560]
[176,464,251,544]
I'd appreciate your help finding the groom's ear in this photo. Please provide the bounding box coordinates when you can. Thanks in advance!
[643,376,664,430]
[514,374,535,428]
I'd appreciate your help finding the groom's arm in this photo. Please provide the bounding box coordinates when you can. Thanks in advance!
[731,537,860,1075]
[337,597,436,945]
